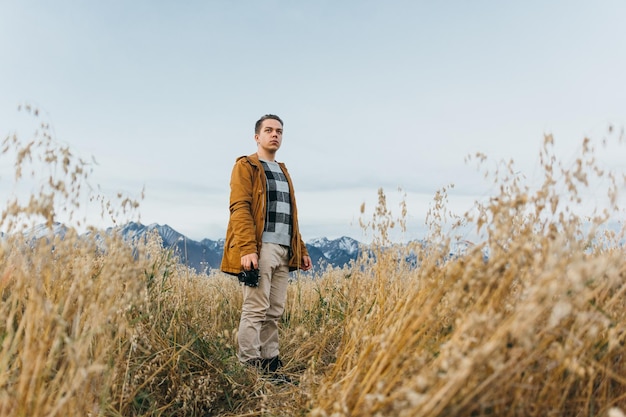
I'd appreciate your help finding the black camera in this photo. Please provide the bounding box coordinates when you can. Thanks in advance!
[238,268,260,287]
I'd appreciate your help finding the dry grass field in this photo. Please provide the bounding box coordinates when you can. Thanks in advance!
[1,109,625,416]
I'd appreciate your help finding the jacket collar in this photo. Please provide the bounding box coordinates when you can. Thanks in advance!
[244,153,284,169]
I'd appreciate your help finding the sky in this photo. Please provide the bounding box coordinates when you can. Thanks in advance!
[1,0,625,243]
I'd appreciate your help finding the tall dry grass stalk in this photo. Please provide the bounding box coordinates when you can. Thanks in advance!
[307,129,626,417]
[0,106,145,415]
[1,107,625,416]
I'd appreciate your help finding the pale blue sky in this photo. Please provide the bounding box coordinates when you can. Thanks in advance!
[1,1,625,242]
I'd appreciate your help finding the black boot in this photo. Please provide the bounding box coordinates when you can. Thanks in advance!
[261,356,283,372]
[261,356,292,384]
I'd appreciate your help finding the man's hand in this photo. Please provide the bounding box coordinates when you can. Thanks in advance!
[301,255,312,271]
[241,253,259,270]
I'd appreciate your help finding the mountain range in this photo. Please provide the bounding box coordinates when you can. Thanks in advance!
[8,222,486,273]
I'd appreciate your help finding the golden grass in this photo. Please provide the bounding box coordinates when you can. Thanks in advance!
[1,108,625,416]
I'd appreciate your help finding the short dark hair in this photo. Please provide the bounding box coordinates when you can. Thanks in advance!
[255,114,283,134]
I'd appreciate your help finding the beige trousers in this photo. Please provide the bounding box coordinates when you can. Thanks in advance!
[237,243,290,363]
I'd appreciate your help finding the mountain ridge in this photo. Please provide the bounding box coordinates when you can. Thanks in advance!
[11,221,491,273]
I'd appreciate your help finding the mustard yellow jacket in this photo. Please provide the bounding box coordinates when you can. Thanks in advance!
[220,153,309,275]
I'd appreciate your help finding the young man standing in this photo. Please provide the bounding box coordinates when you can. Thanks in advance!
[221,114,312,378]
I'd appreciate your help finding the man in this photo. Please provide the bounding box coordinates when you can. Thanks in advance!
[221,114,312,378]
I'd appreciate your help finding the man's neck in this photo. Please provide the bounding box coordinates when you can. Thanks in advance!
[257,150,276,162]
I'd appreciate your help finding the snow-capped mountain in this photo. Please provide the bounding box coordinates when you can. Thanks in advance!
[306,236,361,268]
[24,222,70,241]
[115,222,186,247]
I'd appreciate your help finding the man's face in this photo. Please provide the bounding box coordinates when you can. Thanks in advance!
[255,119,283,153]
